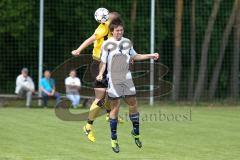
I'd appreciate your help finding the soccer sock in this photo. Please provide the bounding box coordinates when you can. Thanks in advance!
[88,101,101,121]
[104,100,111,113]
[85,102,101,130]
[109,118,118,140]
[86,120,93,130]
[129,112,140,135]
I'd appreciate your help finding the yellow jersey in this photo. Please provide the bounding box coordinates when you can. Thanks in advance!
[92,21,111,60]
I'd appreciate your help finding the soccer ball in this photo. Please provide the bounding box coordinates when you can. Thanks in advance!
[94,8,109,23]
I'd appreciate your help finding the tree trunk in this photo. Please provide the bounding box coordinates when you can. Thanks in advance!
[130,0,137,40]
[172,0,184,101]
[230,0,240,98]
[209,0,238,98]
[194,0,221,101]
[188,0,196,100]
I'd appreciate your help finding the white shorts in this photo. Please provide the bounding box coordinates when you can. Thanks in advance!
[108,79,136,99]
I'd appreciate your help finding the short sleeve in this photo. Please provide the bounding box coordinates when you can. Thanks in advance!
[129,47,137,57]
[65,78,69,85]
[101,42,108,63]
[94,24,108,40]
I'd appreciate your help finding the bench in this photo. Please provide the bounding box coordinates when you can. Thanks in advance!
[0,94,92,107]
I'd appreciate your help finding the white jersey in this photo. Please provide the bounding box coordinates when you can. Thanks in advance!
[101,37,137,83]
[101,37,137,98]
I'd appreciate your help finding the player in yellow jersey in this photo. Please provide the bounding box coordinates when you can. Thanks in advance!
[71,11,122,142]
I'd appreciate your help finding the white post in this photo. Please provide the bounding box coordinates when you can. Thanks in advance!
[150,0,155,106]
[38,0,44,106]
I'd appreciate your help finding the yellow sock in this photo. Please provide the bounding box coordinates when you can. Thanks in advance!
[104,100,111,111]
[86,123,92,130]
[88,102,101,120]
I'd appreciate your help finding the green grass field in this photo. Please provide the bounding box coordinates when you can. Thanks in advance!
[0,105,240,160]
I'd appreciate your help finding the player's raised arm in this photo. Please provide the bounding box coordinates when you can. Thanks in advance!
[132,53,159,61]
[71,34,96,56]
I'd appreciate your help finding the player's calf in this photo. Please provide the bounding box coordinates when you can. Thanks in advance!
[129,112,142,148]
[109,118,120,153]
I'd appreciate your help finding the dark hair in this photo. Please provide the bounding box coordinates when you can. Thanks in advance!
[109,12,121,19]
[109,17,124,32]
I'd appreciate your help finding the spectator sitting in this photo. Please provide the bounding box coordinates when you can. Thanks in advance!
[15,68,35,107]
[40,70,61,107]
[65,69,81,108]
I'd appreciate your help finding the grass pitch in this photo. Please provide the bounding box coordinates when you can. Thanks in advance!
[0,105,240,160]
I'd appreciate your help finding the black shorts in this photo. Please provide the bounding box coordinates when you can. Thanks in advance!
[90,59,108,88]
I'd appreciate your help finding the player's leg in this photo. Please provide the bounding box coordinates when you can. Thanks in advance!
[124,96,142,148]
[109,98,120,153]
[83,87,106,142]
[105,96,124,123]
[83,60,107,142]
[104,97,111,121]
[107,81,123,153]
[88,88,106,122]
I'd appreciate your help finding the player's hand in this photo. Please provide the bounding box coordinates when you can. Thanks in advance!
[152,53,159,60]
[96,74,103,81]
[130,58,134,64]
[71,50,80,56]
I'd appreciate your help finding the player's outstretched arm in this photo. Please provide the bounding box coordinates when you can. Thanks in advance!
[133,53,159,61]
[71,34,96,56]
[96,62,106,81]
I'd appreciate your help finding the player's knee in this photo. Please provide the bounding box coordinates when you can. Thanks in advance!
[129,105,138,114]
[110,107,119,118]
[127,98,137,107]
[96,99,105,108]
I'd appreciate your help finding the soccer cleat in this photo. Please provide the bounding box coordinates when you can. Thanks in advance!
[83,125,95,142]
[111,139,120,153]
[131,130,142,148]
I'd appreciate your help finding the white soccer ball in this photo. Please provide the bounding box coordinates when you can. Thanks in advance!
[94,8,109,23]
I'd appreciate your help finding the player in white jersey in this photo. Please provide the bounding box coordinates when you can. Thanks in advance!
[96,18,159,153]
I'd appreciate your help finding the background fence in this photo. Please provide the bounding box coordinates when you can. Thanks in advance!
[0,0,239,102]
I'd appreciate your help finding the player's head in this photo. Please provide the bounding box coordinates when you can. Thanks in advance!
[109,12,121,21]
[21,68,28,77]
[69,69,76,77]
[109,18,124,40]
[44,70,51,79]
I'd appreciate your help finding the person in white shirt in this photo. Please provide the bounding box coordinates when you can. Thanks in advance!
[15,68,35,107]
[65,69,81,108]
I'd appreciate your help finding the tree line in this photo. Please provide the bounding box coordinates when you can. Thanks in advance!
[0,0,238,101]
